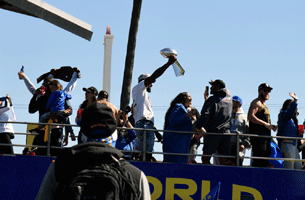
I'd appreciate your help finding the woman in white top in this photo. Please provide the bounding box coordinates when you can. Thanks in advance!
[0,95,16,154]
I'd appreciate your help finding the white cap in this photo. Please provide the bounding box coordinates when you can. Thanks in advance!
[138,73,151,82]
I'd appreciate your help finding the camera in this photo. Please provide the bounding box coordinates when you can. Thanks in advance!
[119,106,131,120]
[124,106,131,114]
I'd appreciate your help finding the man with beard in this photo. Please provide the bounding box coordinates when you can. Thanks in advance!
[132,56,176,161]
[196,79,232,165]
[248,83,277,167]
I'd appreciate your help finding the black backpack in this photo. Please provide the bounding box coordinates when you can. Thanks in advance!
[54,142,139,200]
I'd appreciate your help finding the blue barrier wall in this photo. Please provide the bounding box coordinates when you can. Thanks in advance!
[0,155,304,199]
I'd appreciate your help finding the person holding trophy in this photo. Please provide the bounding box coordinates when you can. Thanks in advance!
[132,54,177,161]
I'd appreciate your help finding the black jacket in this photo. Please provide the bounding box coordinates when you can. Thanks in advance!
[197,88,232,133]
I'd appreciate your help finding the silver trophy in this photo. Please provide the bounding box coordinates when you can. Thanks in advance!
[160,48,185,77]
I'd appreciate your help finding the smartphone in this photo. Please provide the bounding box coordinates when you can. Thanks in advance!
[205,86,209,91]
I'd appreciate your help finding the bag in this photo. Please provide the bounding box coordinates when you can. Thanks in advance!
[54,142,139,200]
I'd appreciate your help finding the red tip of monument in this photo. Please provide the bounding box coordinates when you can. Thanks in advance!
[106,26,111,35]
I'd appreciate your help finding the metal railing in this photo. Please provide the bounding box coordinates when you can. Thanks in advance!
[1,121,305,169]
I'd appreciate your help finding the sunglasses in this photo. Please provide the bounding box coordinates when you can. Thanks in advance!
[263,89,271,93]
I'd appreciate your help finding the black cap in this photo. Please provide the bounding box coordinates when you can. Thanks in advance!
[80,102,117,138]
[258,83,273,91]
[98,90,109,100]
[83,86,98,95]
[210,79,226,89]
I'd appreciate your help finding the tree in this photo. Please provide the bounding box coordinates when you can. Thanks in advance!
[120,0,143,110]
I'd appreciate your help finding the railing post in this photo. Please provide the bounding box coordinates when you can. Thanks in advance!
[236,133,240,166]
[142,128,147,161]
[46,124,51,156]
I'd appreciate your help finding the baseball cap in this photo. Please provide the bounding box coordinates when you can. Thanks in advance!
[232,96,243,106]
[83,86,98,95]
[80,102,117,138]
[98,90,108,100]
[258,83,273,91]
[138,73,151,82]
[210,79,226,89]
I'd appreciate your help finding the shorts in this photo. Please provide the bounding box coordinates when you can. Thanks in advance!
[203,132,231,155]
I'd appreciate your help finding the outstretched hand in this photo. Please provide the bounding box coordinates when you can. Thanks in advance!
[289,92,298,102]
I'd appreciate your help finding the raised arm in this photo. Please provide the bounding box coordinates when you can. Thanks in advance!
[18,71,37,95]
[144,56,176,87]
[63,71,78,94]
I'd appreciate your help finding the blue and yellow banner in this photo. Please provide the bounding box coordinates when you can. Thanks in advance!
[0,156,304,199]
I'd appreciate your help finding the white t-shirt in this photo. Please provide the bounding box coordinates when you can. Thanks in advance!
[0,99,16,133]
[132,81,154,123]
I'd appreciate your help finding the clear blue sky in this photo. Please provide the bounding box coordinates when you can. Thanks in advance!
[0,1,304,163]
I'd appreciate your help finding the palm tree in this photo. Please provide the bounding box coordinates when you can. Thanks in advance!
[120,0,143,111]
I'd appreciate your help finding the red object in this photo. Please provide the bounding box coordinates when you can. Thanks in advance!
[106,26,111,34]
[40,86,46,95]
[299,125,304,134]
[77,109,84,117]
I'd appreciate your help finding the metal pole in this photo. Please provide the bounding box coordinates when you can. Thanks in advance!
[143,128,147,161]
[46,124,51,156]
[236,133,240,166]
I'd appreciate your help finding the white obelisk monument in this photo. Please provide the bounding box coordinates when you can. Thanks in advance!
[103,26,114,101]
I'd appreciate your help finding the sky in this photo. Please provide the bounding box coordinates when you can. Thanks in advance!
[0,0,305,163]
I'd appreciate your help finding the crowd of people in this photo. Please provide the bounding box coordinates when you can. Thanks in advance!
[0,56,303,170]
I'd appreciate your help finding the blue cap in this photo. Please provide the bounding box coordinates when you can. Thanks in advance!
[233,96,242,106]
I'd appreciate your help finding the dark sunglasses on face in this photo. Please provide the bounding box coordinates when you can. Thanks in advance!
[263,89,271,93]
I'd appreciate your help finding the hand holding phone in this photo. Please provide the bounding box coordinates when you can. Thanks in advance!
[204,86,209,101]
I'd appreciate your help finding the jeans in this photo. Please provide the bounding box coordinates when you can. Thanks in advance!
[281,142,302,169]
[134,120,155,153]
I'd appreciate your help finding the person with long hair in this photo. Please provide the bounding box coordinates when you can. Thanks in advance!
[277,92,302,169]
[163,92,196,163]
